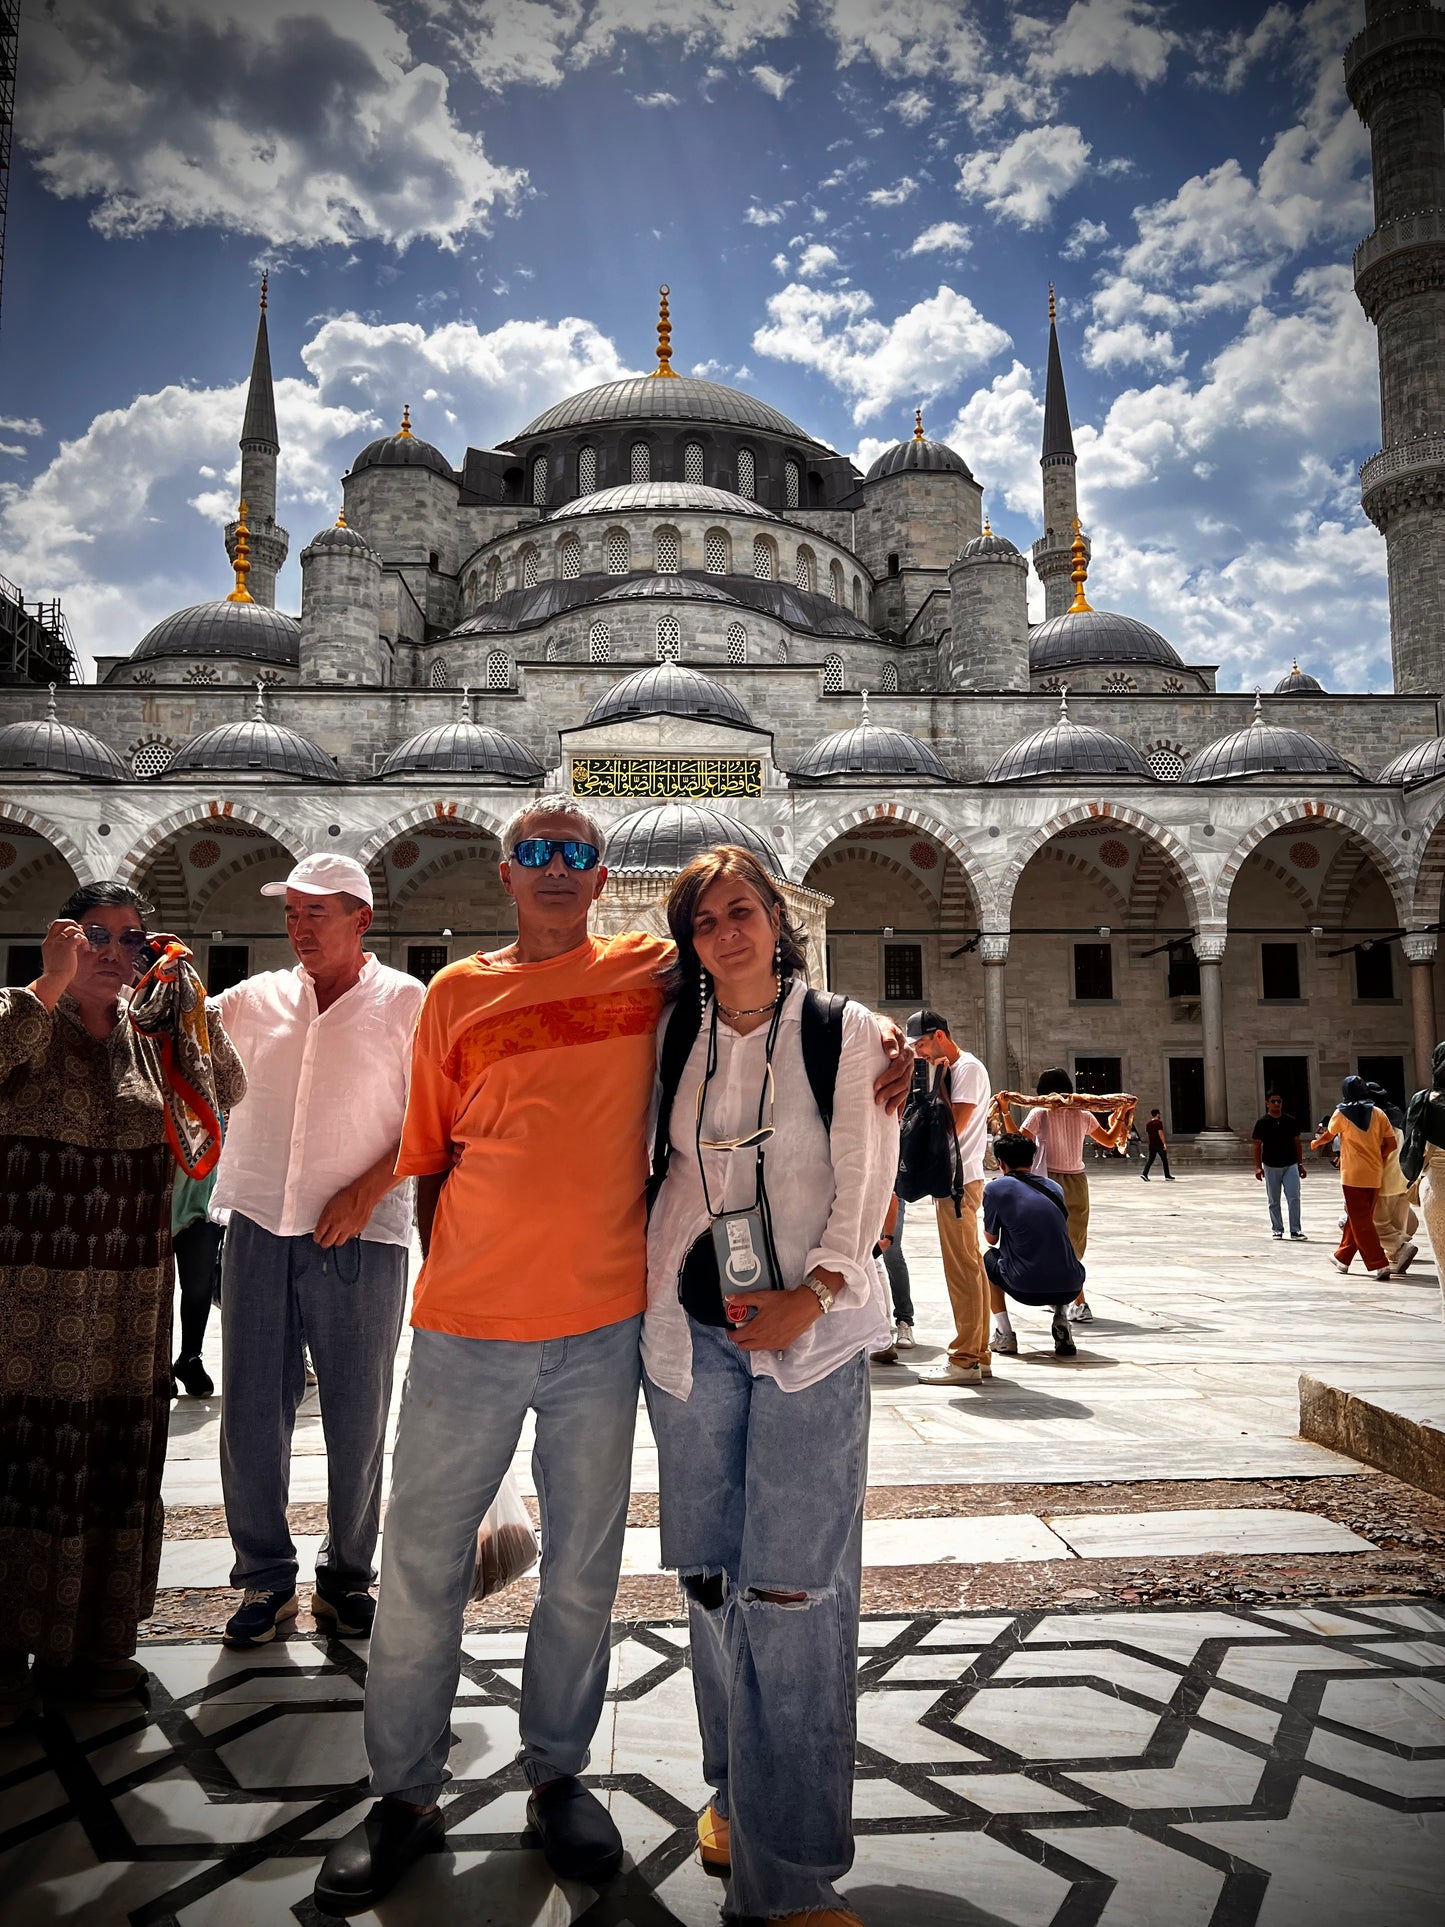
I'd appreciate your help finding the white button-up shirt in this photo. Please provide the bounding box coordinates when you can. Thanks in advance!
[211,956,424,1247]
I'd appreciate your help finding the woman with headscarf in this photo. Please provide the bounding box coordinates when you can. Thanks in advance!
[1310,1076,1397,1279]
[1398,1044,1445,1312]
[1366,1083,1418,1278]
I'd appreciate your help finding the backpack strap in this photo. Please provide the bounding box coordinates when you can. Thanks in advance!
[800,988,847,1133]
[646,994,702,1211]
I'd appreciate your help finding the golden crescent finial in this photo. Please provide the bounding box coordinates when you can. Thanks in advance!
[398,404,414,439]
[913,407,925,441]
[336,507,347,528]
[650,284,679,378]
[1049,282,1057,324]
[227,498,255,604]
[1066,516,1092,614]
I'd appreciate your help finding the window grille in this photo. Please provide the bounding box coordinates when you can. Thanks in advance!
[823,653,843,692]
[559,535,581,580]
[655,528,680,573]
[684,443,705,485]
[1074,943,1114,1001]
[883,942,923,1003]
[737,448,755,499]
[486,649,511,690]
[577,446,597,494]
[545,640,558,662]
[727,622,747,664]
[183,664,217,683]
[752,535,774,580]
[531,456,548,505]
[630,442,650,484]
[589,622,612,663]
[705,530,729,574]
[520,545,539,588]
[795,548,815,592]
[1102,672,1137,693]
[1147,747,1186,781]
[852,578,862,617]
[656,616,680,662]
[130,740,173,777]
[604,529,630,574]
[132,669,155,684]
[784,460,800,508]
[1163,676,1187,693]
[430,659,449,687]
[830,561,844,604]
[880,662,899,693]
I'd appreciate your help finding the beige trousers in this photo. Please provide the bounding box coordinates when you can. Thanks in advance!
[936,1180,988,1368]
[1057,1171,1090,1262]
[1373,1188,1419,1263]
[1418,1146,1445,1315]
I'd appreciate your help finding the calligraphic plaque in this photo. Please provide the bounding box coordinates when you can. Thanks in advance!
[571,755,762,800]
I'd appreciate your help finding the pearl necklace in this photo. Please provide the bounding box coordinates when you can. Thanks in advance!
[716,975,782,1018]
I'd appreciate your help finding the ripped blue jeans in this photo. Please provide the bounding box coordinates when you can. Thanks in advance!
[644,1322,869,1919]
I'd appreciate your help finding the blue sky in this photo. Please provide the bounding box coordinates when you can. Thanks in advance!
[0,0,1387,689]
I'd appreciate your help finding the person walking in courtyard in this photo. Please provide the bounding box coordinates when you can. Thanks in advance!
[1311,1077,1397,1279]
[1252,1092,1308,1240]
[871,1194,914,1362]
[906,1009,994,1388]
[984,1132,1086,1359]
[1140,1108,1173,1181]
[1366,1083,1419,1278]
[171,1160,223,1398]
[210,854,424,1651]
[1400,1043,1445,1315]
[1021,1070,1116,1324]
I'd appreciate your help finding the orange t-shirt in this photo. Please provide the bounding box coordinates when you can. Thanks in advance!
[396,931,670,1341]
[1325,1106,1396,1189]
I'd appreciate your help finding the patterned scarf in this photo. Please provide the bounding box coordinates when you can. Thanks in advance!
[127,942,224,1178]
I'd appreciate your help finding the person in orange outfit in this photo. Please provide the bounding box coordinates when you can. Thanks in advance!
[1311,1077,1397,1279]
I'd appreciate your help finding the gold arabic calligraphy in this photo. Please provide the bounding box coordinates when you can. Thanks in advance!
[571,755,762,799]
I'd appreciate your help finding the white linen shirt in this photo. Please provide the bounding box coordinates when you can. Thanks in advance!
[945,1050,991,1183]
[211,956,424,1247]
[643,982,898,1399]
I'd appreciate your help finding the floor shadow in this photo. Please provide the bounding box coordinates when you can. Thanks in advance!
[951,1385,1095,1421]
[841,1882,1028,1926]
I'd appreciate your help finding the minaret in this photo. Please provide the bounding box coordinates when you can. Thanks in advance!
[225,274,289,609]
[1347,0,1445,692]
[1031,286,1088,619]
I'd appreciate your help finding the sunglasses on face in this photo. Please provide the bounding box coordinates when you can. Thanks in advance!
[83,925,151,956]
[510,838,601,872]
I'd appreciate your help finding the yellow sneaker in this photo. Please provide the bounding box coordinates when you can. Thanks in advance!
[696,1802,730,1875]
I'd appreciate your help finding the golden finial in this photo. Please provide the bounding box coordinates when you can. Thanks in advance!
[227,499,254,604]
[1049,282,1057,324]
[650,285,679,378]
[913,407,925,442]
[398,405,414,439]
[1290,657,1300,673]
[335,507,347,528]
[983,513,993,536]
[259,271,268,314]
[1066,516,1092,614]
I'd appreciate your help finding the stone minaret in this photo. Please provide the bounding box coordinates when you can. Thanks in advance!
[1347,0,1445,693]
[1031,287,1088,619]
[225,275,289,610]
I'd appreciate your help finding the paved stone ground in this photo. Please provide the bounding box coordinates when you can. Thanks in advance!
[3,1164,1445,1921]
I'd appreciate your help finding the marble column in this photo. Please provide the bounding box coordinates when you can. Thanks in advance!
[981,933,1010,1093]
[1195,932,1230,1133]
[1403,931,1439,1091]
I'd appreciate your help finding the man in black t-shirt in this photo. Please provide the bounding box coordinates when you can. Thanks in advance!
[1252,1092,1307,1240]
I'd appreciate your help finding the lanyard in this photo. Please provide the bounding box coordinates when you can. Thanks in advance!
[695,991,785,1224]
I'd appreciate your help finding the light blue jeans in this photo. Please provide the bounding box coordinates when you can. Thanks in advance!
[645,1322,870,1920]
[1264,1162,1302,1237]
[363,1316,641,1804]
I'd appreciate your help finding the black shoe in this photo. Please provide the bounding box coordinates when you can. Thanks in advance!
[312,1587,376,1638]
[172,1354,214,1398]
[223,1588,298,1649]
[1051,1309,1077,1358]
[314,1797,445,1916]
[526,1775,624,1885]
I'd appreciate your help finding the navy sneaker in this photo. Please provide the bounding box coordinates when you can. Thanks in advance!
[312,1587,376,1638]
[223,1589,298,1649]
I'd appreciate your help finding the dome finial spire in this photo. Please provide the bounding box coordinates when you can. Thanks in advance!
[1290,657,1300,674]
[46,681,56,720]
[650,285,679,378]
[259,270,268,314]
[459,685,472,722]
[1066,517,1092,613]
[253,676,266,721]
[398,404,414,440]
[1253,687,1263,721]
[1049,281,1056,324]
[1059,684,1069,716]
[913,406,924,442]
[861,687,870,725]
[227,499,255,604]
[335,506,347,528]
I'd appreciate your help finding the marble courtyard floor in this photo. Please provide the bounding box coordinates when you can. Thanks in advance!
[3,1166,1445,1923]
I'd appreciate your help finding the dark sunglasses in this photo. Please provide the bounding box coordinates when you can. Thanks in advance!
[83,925,151,955]
[510,838,601,872]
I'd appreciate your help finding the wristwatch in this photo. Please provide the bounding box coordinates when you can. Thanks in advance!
[802,1271,835,1314]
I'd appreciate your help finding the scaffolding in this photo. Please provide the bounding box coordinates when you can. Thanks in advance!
[0,0,16,332]
[0,569,79,685]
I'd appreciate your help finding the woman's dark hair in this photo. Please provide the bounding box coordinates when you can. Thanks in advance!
[662,846,808,1000]
[1036,1067,1074,1096]
[993,1131,1037,1170]
[59,879,151,923]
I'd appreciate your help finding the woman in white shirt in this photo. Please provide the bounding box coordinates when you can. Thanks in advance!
[643,846,898,1927]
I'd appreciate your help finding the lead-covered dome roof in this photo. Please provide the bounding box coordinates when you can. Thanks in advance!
[985,710,1151,784]
[518,376,818,444]
[378,720,543,783]
[585,662,752,729]
[792,723,949,783]
[447,572,874,643]
[1378,737,1445,788]
[1186,713,1356,783]
[864,437,974,484]
[0,713,130,781]
[1274,660,1325,695]
[557,482,776,520]
[1028,608,1182,672]
[131,599,300,667]
[349,411,456,482]
[163,717,341,783]
[605,803,782,875]
[304,518,380,560]
[959,527,1021,561]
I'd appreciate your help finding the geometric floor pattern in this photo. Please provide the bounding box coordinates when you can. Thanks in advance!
[3,1599,1444,1925]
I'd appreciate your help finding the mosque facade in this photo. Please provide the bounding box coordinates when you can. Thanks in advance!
[1,0,1444,1148]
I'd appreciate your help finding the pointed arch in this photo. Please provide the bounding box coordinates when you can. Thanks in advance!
[1407,794,1445,924]
[1216,800,1408,925]
[117,800,308,884]
[804,842,941,922]
[356,799,514,868]
[0,803,93,884]
[791,804,996,927]
[996,801,1210,930]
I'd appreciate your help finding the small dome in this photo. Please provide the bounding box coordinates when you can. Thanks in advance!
[304,518,380,560]
[378,720,543,783]
[0,713,130,782]
[792,723,949,783]
[605,803,781,875]
[163,717,341,783]
[349,411,456,482]
[132,599,300,667]
[1274,660,1326,695]
[1029,608,1182,672]
[985,710,1151,784]
[1378,737,1445,788]
[518,376,818,443]
[959,527,1021,561]
[559,482,776,521]
[864,436,974,484]
[585,662,752,730]
[1187,712,1357,784]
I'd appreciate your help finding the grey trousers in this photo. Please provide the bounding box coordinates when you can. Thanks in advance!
[219,1214,408,1595]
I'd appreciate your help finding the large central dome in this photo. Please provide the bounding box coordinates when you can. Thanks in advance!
[518,376,822,444]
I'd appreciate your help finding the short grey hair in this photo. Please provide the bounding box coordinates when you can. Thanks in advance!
[499,801,606,859]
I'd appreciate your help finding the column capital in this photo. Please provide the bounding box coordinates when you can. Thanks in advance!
[1403,930,1439,963]
[1194,931,1227,964]
[980,933,1010,965]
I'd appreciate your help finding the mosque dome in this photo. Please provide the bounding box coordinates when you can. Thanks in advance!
[585,662,753,730]
[0,709,130,782]
[519,377,816,443]
[985,705,1151,783]
[958,526,1021,561]
[1186,706,1357,783]
[349,408,456,482]
[864,417,974,484]
[605,803,781,875]
[558,482,776,520]
[792,719,949,783]
[1274,659,1326,695]
[594,574,738,606]
[303,515,380,560]
[163,715,341,783]
[131,599,300,668]
[1028,607,1182,673]
[378,718,543,783]
[1377,737,1445,788]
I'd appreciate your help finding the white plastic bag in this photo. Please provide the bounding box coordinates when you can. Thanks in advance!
[472,1471,540,1600]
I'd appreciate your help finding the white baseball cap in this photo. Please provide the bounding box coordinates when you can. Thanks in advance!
[260,853,374,909]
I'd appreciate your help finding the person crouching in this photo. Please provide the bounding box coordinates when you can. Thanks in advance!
[984,1133,1086,1359]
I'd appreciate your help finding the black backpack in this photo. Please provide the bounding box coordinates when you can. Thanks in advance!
[896,1059,964,1216]
[647,989,847,1211]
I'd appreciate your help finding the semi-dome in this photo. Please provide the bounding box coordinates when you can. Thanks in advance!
[605,803,781,875]
[984,704,1151,784]
[595,574,738,606]
[792,721,949,783]
[131,599,300,667]
[1186,707,1357,783]
[1029,607,1182,672]
[959,526,1021,561]
[0,712,130,782]
[445,570,874,643]
[348,409,456,482]
[378,718,543,783]
[585,662,753,729]
[558,482,776,520]
[1274,659,1326,695]
[518,376,817,444]
[163,716,341,783]
[1378,737,1445,788]
[304,516,380,560]
[864,424,974,484]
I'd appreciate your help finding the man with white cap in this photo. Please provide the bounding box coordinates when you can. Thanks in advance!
[209,853,425,1650]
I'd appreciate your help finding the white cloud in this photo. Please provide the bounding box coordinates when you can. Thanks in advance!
[1084,320,1183,371]
[744,202,790,226]
[1062,216,1109,259]
[866,176,920,207]
[633,90,679,107]
[753,281,1010,422]
[816,0,1034,119]
[909,220,972,257]
[891,89,933,124]
[958,124,1091,227]
[771,250,790,273]
[796,243,841,278]
[429,0,585,90]
[1014,0,1177,86]
[432,0,799,85]
[750,63,795,98]
[19,0,524,251]
[0,416,44,437]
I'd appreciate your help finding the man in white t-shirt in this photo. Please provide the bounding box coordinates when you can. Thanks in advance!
[905,1009,993,1387]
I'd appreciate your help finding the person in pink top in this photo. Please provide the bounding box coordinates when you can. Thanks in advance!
[1020,1068,1116,1327]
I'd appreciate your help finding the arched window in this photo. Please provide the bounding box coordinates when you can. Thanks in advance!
[736,448,755,499]
[130,739,174,777]
[795,547,816,592]
[1147,743,1187,781]
[655,527,681,573]
[726,622,747,664]
[752,535,775,581]
[430,658,449,688]
[531,456,548,506]
[823,653,844,693]
[830,560,845,605]
[704,529,730,574]
[880,661,899,693]
[486,558,501,600]
[784,459,801,509]
[684,442,705,485]
[851,576,862,617]
[183,664,218,683]
[577,445,597,494]
[1103,672,1138,693]
[604,529,630,574]
[559,534,582,580]
[656,615,680,662]
[545,639,558,662]
[520,544,539,588]
[486,648,512,689]
[589,621,612,663]
[630,441,650,483]
[464,569,479,607]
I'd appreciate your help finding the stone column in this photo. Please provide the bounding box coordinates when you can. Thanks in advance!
[980,933,1010,1093]
[1195,932,1231,1138]
[1403,931,1439,1091]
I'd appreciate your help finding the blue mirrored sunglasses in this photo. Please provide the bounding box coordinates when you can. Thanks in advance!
[511,837,601,872]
